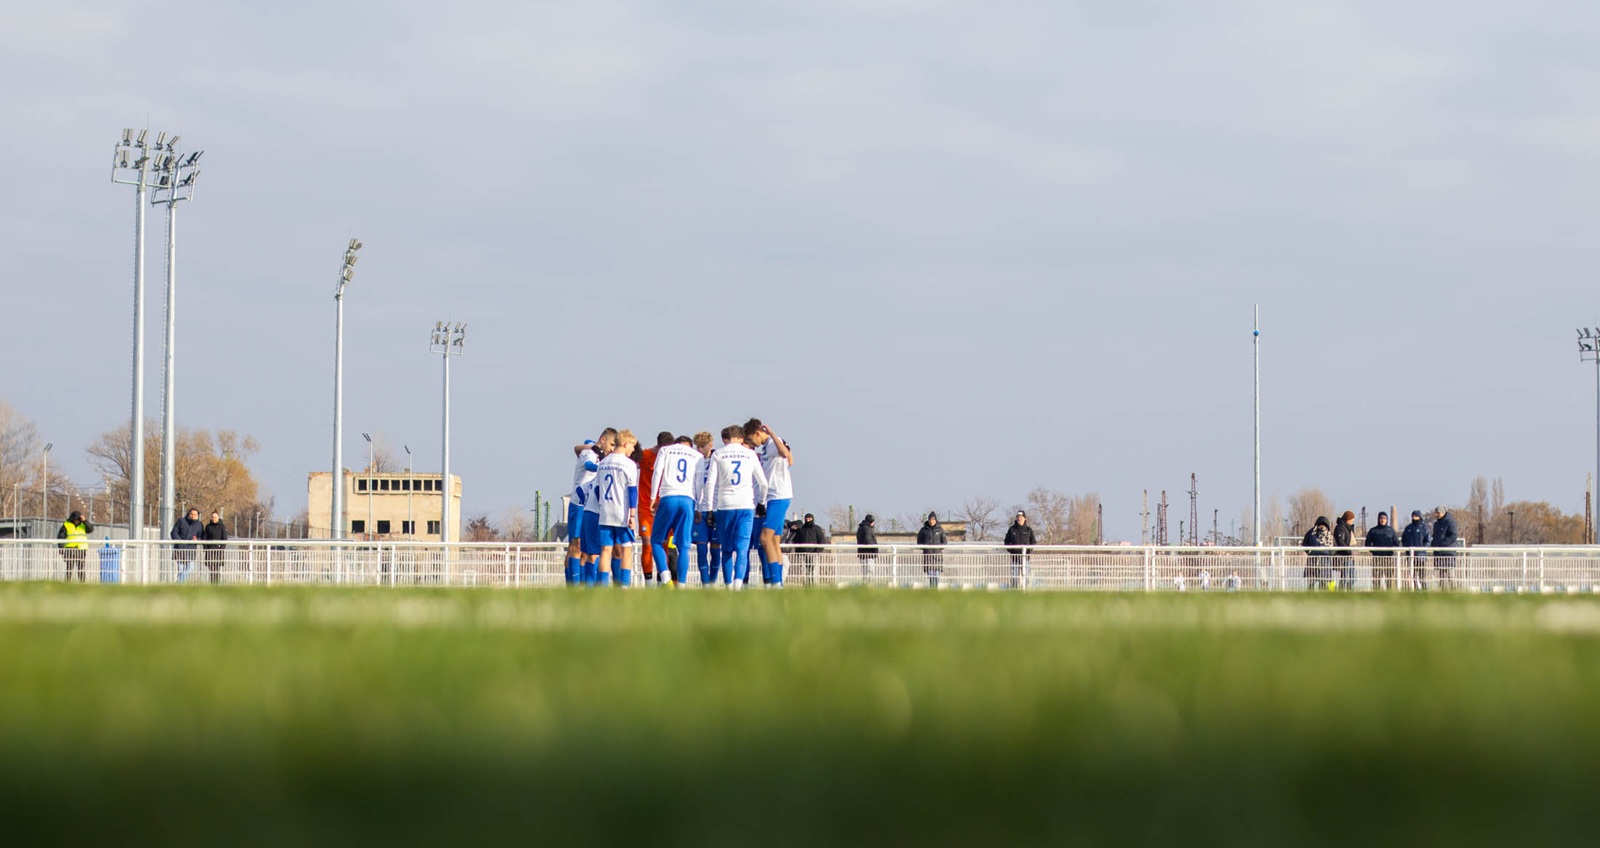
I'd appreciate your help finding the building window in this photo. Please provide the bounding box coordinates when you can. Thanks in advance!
[356,479,368,493]
[401,520,414,535]
[376,520,392,534]
[351,520,366,534]
[426,520,441,535]
[382,479,392,492]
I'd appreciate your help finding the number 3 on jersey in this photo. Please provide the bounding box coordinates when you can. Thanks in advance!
[730,460,741,485]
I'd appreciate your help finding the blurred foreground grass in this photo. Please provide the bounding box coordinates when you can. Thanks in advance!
[2,584,1600,846]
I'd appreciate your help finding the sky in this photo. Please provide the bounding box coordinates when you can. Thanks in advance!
[4,0,1600,541]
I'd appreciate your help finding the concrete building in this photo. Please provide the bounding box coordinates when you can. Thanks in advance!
[307,471,461,542]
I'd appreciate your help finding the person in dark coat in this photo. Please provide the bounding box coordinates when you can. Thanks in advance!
[201,510,228,585]
[1432,506,1459,590]
[171,508,203,583]
[1332,510,1357,590]
[791,513,827,585]
[1003,510,1036,588]
[1402,509,1432,590]
[1364,511,1401,590]
[917,512,948,588]
[1301,516,1334,590]
[856,515,878,580]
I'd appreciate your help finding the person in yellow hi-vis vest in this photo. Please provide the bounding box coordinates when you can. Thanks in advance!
[56,510,94,582]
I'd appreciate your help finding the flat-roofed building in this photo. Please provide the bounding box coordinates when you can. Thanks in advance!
[307,471,461,542]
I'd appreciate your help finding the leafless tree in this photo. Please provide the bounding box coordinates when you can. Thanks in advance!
[464,514,500,542]
[1287,487,1334,536]
[1022,487,1072,544]
[953,496,1001,541]
[500,509,539,542]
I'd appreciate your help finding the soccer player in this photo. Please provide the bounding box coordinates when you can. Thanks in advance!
[745,418,793,586]
[704,424,769,589]
[594,430,641,586]
[635,432,673,584]
[692,430,717,585]
[567,429,616,585]
[651,434,701,586]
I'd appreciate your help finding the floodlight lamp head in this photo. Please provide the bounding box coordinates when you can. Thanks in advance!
[341,266,354,282]
[155,131,167,147]
[349,238,362,251]
[121,129,133,145]
[135,129,147,146]
[167,134,180,150]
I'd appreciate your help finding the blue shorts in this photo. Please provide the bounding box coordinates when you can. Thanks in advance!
[692,513,710,545]
[763,499,791,534]
[567,502,586,542]
[580,512,603,556]
[598,525,635,548]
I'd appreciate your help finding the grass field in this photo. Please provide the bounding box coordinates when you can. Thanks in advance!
[3,585,1600,846]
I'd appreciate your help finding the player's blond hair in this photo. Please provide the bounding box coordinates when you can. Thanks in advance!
[616,429,638,452]
[693,431,713,451]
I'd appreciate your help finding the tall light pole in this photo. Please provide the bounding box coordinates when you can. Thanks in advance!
[148,134,202,533]
[330,238,361,539]
[404,444,413,539]
[362,432,374,539]
[1253,305,1262,547]
[111,128,166,538]
[430,322,465,543]
[41,443,53,521]
[1580,327,1600,544]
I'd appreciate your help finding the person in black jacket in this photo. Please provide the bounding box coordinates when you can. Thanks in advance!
[1301,516,1334,590]
[856,515,878,581]
[791,513,827,585]
[1432,506,1460,590]
[171,508,203,582]
[1003,510,1036,589]
[201,510,228,585]
[56,510,94,583]
[1402,510,1432,590]
[1332,510,1357,590]
[917,512,948,588]
[1364,511,1401,590]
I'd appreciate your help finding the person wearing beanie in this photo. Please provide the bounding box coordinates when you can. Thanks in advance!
[1432,506,1460,590]
[1401,510,1433,590]
[856,514,879,581]
[1365,511,1401,590]
[1301,516,1335,590]
[56,509,94,583]
[917,512,948,588]
[1004,510,1036,589]
[1332,510,1357,590]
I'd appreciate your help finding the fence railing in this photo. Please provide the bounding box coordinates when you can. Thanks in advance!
[6,539,1600,593]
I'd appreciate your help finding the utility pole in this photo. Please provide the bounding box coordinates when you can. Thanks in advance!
[1578,327,1600,543]
[1097,501,1104,545]
[430,322,466,543]
[1157,490,1168,546]
[1187,473,1199,545]
[331,238,362,539]
[149,133,201,534]
[1253,305,1261,547]
[1140,490,1149,546]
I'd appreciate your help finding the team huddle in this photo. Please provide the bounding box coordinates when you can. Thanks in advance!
[563,419,794,588]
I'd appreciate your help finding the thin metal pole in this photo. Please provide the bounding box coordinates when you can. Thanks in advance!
[332,289,345,540]
[129,165,148,539]
[158,200,177,533]
[1594,355,1598,545]
[41,447,49,522]
[441,349,451,543]
[367,437,374,538]
[1253,304,1261,547]
[406,447,413,539]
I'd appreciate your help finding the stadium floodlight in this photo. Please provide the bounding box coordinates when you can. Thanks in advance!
[1574,323,1600,540]
[362,433,374,539]
[330,237,363,539]
[147,132,202,532]
[111,128,180,538]
[429,322,467,543]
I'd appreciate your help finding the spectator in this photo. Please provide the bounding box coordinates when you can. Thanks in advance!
[1332,510,1357,590]
[917,512,948,588]
[56,510,93,583]
[856,514,878,581]
[201,510,228,585]
[171,508,203,582]
[1301,516,1334,591]
[1432,506,1459,590]
[791,513,827,585]
[1003,510,1036,589]
[1402,509,1432,590]
[1365,511,1400,590]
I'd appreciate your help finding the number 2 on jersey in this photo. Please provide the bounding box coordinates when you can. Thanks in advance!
[603,473,615,501]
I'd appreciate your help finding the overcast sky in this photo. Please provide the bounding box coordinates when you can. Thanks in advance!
[5,0,1600,540]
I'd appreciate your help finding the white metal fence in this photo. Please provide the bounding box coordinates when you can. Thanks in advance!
[6,539,1600,593]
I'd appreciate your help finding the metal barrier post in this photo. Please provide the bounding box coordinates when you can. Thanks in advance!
[890,545,898,586]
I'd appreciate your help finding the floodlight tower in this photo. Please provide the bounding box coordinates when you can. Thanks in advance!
[330,238,361,539]
[110,128,167,537]
[1579,326,1600,544]
[430,322,466,543]
[148,133,202,531]
[1253,305,1262,547]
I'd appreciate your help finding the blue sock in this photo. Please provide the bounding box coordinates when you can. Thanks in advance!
[772,560,784,585]
[582,562,597,584]
[564,558,579,585]
[616,568,631,587]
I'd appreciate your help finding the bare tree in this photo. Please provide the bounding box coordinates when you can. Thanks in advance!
[1287,487,1334,535]
[464,514,500,542]
[953,496,1001,542]
[500,509,539,542]
[1465,477,1491,545]
[1063,493,1102,544]
[1023,487,1072,544]
[88,423,263,529]
[369,432,403,473]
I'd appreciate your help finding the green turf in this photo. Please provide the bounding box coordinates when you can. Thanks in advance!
[2,585,1599,846]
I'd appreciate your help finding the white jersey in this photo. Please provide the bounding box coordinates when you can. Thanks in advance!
[706,443,769,511]
[582,475,602,515]
[652,444,702,501]
[572,447,601,499]
[695,453,715,512]
[758,439,793,501]
[594,453,639,527]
